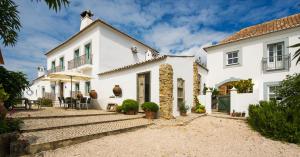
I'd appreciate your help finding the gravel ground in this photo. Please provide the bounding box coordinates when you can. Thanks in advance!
[37,116,300,157]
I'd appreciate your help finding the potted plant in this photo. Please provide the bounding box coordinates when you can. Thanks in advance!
[122,99,139,115]
[195,103,206,114]
[0,84,9,120]
[179,103,189,116]
[141,102,159,119]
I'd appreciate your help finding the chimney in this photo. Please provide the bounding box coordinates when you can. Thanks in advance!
[80,10,94,30]
[37,66,45,77]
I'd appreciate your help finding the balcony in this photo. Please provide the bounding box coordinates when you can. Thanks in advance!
[262,54,290,72]
[68,54,92,70]
[47,66,65,74]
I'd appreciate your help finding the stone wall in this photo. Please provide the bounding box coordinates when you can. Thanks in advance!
[159,64,173,119]
[193,62,200,106]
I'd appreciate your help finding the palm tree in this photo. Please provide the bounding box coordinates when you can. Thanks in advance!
[289,42,300,65]
[0,0,69,47]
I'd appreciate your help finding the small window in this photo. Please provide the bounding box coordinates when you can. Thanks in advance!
[51,61,56,70]
[226,51,239,65]
[75,83,80,92]
[268,85,280,101]
[59,57,64,70]
[85,81,91,95]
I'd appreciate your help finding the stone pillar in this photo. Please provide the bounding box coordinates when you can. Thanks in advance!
[230,87,237,114]
[205,89,212,114]
[193,62,200,106]
[159,64,173,119]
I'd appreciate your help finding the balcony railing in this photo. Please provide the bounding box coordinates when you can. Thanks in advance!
[262,54,290,71]
[68,54,92,70]
[47,65,65,74]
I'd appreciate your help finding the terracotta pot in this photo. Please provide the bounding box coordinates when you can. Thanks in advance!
[180,111,187,116]
[76,93,83,99]
[89,90,97,99]
[113,85,122,97]
[145,111,156,119]
[125,110,136,115]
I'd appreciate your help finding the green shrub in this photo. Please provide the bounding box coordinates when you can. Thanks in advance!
[141,102,159,112]
[0,118,23,134]
[179,102,189,112]
[248,101,300,144]
[193,103,205,113]
[122,99,139,113]
[116,105,123,113]
[38,98,53,107]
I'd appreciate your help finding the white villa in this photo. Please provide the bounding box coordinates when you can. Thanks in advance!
[203,13,300,115]
[24,10,207,118]
[24,11,300,117]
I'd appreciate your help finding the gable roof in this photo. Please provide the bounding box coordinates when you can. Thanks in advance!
[204,13,300,51]
[98,55,167,75]
[45,19,159,56]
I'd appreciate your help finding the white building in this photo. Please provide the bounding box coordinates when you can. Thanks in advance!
[24,10,206,118]
[203,13,300,115]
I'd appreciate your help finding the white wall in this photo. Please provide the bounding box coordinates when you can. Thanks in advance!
[230,89,259,117]
[98,23,150,73]
[166,56,194,117]
[23,79,51,100]
[96,60,164,110]
[206,27,300,101]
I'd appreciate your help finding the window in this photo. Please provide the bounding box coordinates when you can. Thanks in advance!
[84,43,91,64]
[75,83,80,92]
[177,78,185,107]
[268,85,280,101]
[227,51,239,65]
[85,81,91,95]
[59,57,64,70]
[267,42,284,62]
[51,61,56,70]
[74,49,80,58]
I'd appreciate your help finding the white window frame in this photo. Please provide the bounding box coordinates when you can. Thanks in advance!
[268,85,279,101]
[226,51,239,65]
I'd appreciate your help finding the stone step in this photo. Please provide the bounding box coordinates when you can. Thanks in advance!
[16,112,117,120]
[21,114,144,132]
[22,118,152,155]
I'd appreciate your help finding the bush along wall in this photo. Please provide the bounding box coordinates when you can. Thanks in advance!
[248,74,300,144]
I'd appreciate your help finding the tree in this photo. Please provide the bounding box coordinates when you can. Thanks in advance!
[0,66,29,109]
[0,0,69,46]
[289,43,300,65]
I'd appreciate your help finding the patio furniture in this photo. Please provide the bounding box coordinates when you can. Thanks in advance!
[58,97,67,108]
[65,97,76,108]
[79,97,91,109]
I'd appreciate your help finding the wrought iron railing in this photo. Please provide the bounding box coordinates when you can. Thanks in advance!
[47,65,65,74]
[68,54,92,70]
[42,92,56,100]
[262,54,290,71]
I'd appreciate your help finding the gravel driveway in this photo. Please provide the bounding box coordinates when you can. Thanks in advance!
[37,116,300,157]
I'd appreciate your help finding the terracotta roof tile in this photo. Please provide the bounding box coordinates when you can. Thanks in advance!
[98,55,167,75]
[219,13,300,45]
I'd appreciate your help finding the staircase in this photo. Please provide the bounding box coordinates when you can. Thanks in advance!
[18,113,152,155]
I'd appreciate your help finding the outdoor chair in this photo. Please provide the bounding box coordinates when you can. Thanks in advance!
[58,97,62,107]
[65,97,76,108]
[80,97,91,110]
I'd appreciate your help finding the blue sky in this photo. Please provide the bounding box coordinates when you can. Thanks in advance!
[2,0,300,80]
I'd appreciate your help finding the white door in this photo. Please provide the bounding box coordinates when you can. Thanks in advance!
[267,42,284,70]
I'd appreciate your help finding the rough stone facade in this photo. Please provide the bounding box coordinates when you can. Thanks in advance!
[193,62,200,106]
[159,64,174,119]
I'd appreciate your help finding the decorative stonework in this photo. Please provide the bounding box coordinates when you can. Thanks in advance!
[193,62,200,106]
[159,64,173,119]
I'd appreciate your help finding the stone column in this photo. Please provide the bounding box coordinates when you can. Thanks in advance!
[230,87,237,114]
[159,64,173,119]
[205,89,212,114]
[193,62,200,106]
